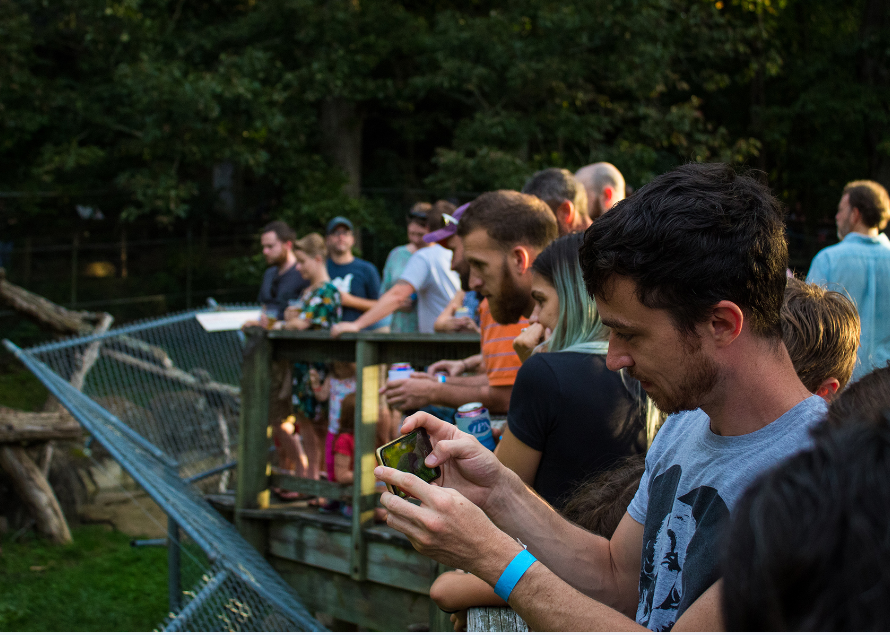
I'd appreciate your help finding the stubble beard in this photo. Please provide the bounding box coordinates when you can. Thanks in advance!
[633,336,720,415]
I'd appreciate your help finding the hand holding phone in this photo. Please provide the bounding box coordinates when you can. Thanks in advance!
[376,428,442,499]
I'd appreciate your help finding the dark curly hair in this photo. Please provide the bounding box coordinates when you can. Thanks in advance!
[580,163,787,339]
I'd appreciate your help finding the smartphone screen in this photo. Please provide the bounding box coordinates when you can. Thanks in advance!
[376,428,441,498]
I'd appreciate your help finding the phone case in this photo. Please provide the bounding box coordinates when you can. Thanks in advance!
[375,429,442,498]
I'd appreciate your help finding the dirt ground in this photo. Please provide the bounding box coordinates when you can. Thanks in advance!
[78,489,168,539]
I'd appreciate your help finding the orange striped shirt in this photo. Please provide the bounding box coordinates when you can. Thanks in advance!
[479,298,528,387]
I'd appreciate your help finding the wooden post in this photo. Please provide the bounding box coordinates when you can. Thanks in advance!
[235,329,272,555]
[350,338,378,582]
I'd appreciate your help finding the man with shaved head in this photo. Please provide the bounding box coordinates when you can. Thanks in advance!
[575,162,626,220]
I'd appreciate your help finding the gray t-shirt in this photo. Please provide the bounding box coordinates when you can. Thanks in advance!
[398,244,459,333]
[627,395,827,631]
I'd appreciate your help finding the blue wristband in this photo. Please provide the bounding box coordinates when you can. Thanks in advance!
[437,374,447,383]
[493,549,537,602]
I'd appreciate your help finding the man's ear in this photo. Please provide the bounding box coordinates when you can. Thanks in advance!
[556,200,575,228]
[600,186,615,210]
[510,246,532,275]
[710,301,744,347]
[815,377,841,402]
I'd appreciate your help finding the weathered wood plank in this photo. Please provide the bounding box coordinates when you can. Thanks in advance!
[271,556,434,632]
[268,516,438,595]
[467,607,529,632]
[352,340,379,582]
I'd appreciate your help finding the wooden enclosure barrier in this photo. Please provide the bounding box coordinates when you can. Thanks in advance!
[234,328,481,630]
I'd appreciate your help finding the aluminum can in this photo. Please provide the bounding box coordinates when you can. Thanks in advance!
[455,402,496,451]
[388,363,414,381]
[454,306,471,319]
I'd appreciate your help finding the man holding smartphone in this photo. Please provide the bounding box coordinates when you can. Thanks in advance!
[375,164,827,631]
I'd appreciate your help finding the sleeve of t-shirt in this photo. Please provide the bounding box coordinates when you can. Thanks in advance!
[626,454,651,525]
[398,250,432,293]
[806,251,831,285]
[506,354,557,452]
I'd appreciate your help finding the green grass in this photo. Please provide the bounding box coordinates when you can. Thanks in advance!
[0,368,48,411]
[0,526,170,631]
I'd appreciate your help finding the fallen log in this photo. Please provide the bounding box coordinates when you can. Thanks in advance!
[0,407,82,443]
[0,267,106,335]
[0,445,72,543]
[101,348,240,399]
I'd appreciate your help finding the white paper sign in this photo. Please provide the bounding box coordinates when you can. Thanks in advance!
[195,310,261,332]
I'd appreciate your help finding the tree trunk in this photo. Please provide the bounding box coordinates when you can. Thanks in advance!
[320,97,364,199]
[0,445,72,543]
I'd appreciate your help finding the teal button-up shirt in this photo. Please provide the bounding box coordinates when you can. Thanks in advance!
[807,232,890,382]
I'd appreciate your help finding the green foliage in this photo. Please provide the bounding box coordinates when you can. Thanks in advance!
[0,367,48,411]
[0,0,888,241]
[0,526,168,630]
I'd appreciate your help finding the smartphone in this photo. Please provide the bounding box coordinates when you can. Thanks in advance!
[375,428,442,499]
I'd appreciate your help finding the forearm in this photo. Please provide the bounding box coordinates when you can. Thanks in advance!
[426,382,511,412]
[352,286,411,330]
[341,292,377,312]
[483,470,631,612]
[442,374,489,387]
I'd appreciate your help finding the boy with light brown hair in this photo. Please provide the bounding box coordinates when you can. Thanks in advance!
[781,276,860,401]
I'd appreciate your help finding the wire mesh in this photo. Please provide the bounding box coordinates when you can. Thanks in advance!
[4,309,326,632]
[24,306,249,482]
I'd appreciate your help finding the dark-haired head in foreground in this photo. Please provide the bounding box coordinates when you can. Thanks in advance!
[579,162,789,414]
[822,362,890,429]
[722,412,890,630]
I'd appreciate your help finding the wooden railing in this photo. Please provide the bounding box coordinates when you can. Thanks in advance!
[234,328,481,630]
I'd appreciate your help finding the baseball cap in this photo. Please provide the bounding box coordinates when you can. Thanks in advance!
[326,216,354,235]
[424,203,469,244]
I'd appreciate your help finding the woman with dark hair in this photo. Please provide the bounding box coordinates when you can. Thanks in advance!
[496,232,655,508]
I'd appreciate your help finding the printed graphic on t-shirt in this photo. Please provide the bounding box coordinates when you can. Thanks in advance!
[330,273,354,295]
[637,465,728,631]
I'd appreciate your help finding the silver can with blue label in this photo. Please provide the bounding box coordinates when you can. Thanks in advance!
[455,402,496,451]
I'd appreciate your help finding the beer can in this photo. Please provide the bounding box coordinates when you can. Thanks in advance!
[454,306,471,319]
[455,402,496,451]
[388,363,415,381]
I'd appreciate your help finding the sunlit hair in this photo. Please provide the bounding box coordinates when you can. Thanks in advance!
[294,232,327,259]
[781,277,859,393]
[531,233,609,351]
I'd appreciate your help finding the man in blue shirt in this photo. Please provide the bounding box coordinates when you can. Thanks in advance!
[807,180,890,382]
[325,216,390,329]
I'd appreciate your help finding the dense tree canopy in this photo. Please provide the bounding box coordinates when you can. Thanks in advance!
[1,0,888,256]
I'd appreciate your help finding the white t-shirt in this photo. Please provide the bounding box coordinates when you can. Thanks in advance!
[398,244,459,333]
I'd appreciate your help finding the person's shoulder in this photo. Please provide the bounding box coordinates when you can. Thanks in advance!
[354,257,379,274]
[262,265,277,279]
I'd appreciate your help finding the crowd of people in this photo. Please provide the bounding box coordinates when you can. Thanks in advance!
[243,161,890,630]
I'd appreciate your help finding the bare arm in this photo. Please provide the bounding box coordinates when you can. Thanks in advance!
[493,425,542,486]
[340,291,377,312]
[383,377,512,413]
[332,282,414,336]
[428,354,484,377]
[334,453,354,484]
[429,570,506,612]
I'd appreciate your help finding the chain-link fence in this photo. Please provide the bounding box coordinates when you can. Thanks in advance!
[4,307,325,631]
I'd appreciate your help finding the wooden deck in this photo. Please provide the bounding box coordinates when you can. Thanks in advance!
[233,329,482,630]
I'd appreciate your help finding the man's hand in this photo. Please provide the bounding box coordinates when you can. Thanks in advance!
[377,468,521,573]
[428,359,467,377]
[382,376,435,410]
[512,323,549,363]
[330,321,360,338]
[438,316,480,333]
[282,317,310,330]
[388,412,509,509]
[396,294,416,313]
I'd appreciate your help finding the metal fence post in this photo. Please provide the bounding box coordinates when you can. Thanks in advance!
[168,517,182,612]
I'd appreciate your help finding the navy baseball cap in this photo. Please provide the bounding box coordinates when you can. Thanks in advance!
[326,216,354,235]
